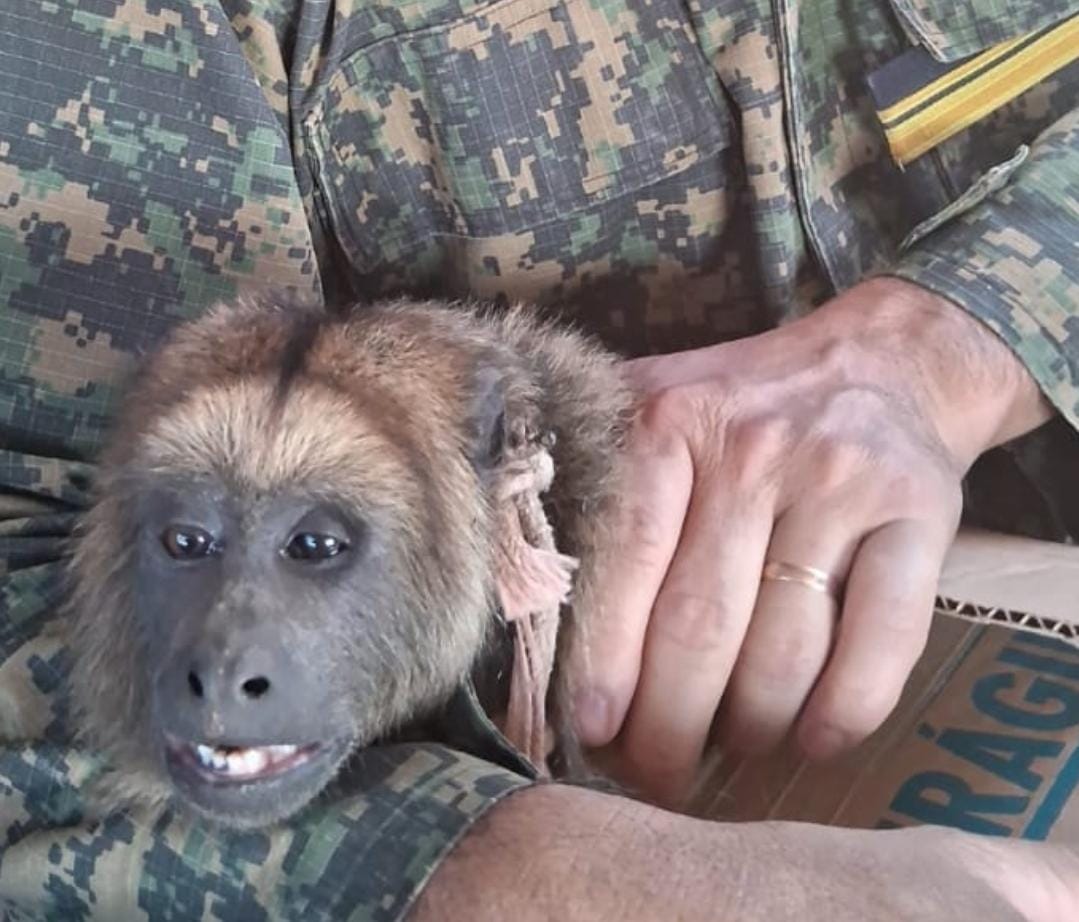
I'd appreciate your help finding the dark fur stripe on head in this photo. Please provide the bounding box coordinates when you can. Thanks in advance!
[269,295,364,410]
[273,311,325,406]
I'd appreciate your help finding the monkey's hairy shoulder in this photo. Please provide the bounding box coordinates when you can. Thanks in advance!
[67,297,633,829]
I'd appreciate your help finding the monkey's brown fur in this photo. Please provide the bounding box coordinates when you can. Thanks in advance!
[68,297,633,821]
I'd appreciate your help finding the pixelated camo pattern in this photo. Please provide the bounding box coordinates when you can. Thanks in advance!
[1,0,1076,918]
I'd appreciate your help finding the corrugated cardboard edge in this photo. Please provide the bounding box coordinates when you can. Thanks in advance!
[937,528,1079,647]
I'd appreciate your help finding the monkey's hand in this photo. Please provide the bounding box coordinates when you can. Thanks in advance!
[570,276,1054,807]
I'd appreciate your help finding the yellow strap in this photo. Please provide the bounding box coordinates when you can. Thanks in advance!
[881,15,1079,166]
[877,32,1031,125]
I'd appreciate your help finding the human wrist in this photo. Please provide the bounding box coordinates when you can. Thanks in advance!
[817,276,1053,468]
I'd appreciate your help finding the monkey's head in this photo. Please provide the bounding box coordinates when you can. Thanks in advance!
[69,299,533,828]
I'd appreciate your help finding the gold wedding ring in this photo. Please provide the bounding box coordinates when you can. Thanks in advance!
[761,561,837,596]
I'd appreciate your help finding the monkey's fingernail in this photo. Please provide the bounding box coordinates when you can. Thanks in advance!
[574,689,613,744]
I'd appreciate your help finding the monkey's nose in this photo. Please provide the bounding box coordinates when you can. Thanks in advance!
[186,667,271,702]
[157,640,303,746]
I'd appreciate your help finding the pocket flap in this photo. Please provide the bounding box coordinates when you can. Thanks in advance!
[889,0,1077,62]
[302,0,732,272]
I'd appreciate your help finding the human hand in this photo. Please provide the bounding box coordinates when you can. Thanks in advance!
[573,277,1053,807]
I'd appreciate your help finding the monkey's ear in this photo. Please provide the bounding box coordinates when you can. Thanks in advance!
[464,364,508,472]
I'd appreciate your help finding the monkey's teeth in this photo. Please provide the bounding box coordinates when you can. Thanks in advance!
[188,743,304,779]
[225,748,268,776]
[196,744,216,768]
[268,744,298,759]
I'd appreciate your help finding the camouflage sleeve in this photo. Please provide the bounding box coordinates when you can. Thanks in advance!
[890,105,1079,430]
[0,1,534,919]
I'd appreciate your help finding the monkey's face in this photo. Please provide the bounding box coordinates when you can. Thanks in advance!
[72,377,495,829]
[134,480,376,827]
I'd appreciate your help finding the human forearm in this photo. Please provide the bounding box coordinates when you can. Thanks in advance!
[410,782,1075,921]
[411,784,738,922]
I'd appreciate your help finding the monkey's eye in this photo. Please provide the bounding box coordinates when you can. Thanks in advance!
[161,525,218,561]
[284,532,349,562]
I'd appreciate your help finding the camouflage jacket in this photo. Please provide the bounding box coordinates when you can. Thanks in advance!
[0,0,1076,919]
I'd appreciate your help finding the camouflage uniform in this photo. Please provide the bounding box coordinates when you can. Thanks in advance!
[0,0,1076,918]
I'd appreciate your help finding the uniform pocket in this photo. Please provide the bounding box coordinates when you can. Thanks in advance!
[887,0,1076,62]
[302,0,732,276]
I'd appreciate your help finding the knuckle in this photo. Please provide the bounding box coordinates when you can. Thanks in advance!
[629,389,699,463]
[639,382,737,444]
[616,503,671,567]
[813,437,870,491]
[750,628,826,690]
[652,587,739,653]
[638,386,696,436]
[739,651,812,697]
[736,616,829,694]
[817,337,858,383]
[627,425,681,467]
[725,415,792,487]
[627,503,668,553]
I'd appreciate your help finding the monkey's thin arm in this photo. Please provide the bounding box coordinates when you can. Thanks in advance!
[410,784,1074,922]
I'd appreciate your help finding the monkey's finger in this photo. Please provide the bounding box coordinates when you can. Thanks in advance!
[796,517,950,760]
[617,478,775,808]
[572,426,694,747]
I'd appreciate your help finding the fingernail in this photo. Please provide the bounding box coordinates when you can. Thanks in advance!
[574,688,612,744]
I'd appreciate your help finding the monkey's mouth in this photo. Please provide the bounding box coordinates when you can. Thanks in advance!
[161,732,354,828]
[167,738,322,785]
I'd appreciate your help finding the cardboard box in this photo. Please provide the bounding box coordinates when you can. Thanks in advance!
[694,529,1079,843]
